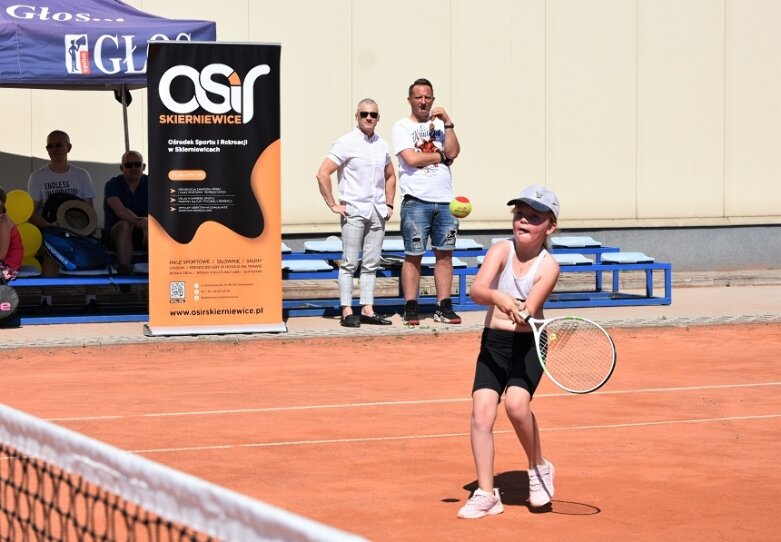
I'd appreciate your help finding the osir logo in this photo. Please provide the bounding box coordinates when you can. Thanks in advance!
[158,64,271,124]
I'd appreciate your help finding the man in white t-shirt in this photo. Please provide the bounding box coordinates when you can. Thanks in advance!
[27,130,99,313]
[392,78,462,326]
[316,99,397,327]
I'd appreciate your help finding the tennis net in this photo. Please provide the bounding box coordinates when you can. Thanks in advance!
[0,403,365,542]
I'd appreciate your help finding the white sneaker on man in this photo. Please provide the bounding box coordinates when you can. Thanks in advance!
[528,460,555,507]
[457,488,503,519]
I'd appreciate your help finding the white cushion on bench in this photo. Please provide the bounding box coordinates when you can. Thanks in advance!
[551,236,602,248]
[281,242,293,253]
[17,265,41,278]
[422,256,467,268]
[455,238,484,249]
[383,238,483,251]
[382,238,405,251]
[303,236,342,252]
[282,260,334,272]
[61,268,111,276]
[553,253,594,265]
[480,254,593,266]
[602,252,654,263]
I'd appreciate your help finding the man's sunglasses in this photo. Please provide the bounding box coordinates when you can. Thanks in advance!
[123,161,143,168]
[358,111,379,119]
[45,142,66,149]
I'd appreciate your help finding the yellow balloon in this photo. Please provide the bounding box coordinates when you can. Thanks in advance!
[6,189,34,225]
[17,222,42,257]
[22,256,41,273]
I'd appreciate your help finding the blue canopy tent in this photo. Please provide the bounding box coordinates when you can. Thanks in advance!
[0,0,216,149]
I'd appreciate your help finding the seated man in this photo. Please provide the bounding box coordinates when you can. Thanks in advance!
[103,150,149,275]
[27,130,99,313]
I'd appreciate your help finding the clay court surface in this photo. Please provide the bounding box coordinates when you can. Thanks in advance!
[3,323,781,541]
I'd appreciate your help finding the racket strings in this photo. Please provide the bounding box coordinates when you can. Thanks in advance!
[539,319,615,393]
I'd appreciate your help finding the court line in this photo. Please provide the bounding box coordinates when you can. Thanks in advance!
[48,381,781,422]
[131,413,781,454]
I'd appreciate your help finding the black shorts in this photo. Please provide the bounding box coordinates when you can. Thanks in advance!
[472,328,544,397]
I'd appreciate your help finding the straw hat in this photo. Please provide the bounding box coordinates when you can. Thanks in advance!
[56,199,98,236]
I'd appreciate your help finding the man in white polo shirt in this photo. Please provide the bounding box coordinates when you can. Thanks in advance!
[316,98,397,327]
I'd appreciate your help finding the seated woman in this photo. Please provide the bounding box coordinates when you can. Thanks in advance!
[0,187,24,284]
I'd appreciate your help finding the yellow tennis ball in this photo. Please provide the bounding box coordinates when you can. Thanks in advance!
[449,196,472,219]
[17,222,42,257]
[6,189,34,225]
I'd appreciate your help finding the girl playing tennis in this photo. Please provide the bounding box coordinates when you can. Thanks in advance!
[457,183,560,519]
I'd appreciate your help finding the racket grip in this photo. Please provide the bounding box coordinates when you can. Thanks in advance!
[518,310,532,322]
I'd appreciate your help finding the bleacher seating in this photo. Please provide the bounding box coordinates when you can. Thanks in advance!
[10,235,671,323]
[282,235,670,316]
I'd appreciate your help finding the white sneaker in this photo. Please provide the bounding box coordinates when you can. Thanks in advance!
[528,460,555,507]
[457,488,504,519]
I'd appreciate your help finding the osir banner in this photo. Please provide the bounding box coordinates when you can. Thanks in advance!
[145,42,284,336]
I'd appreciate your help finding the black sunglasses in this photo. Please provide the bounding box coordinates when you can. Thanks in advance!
[358,111,379,119]
[45,142,66,149]
[123,161,143,168]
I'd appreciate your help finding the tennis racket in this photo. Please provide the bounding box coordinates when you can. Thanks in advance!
[519,311,616,394]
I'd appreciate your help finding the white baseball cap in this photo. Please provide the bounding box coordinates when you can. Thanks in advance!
[507,184,560,218]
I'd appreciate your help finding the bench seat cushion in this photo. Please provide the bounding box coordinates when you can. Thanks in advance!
[551,236,602,248]
[601,252,654,263]
[282,260,334,272]
[303,236,342,253]
[553,253,594,265]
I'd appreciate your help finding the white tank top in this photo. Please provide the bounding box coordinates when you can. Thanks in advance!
[492,241,548,301]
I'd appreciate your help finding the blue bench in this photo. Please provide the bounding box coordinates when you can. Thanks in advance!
[481,240,671,308]
[282,260,478,317]
[281,237,482,316]
[551,251,672,308]
[282,237,671,316]
[10,238,672,323]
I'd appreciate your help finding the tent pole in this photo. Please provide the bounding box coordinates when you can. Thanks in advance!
[121,84,130,152]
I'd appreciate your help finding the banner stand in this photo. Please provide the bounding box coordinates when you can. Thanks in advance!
[145,42,284,336]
